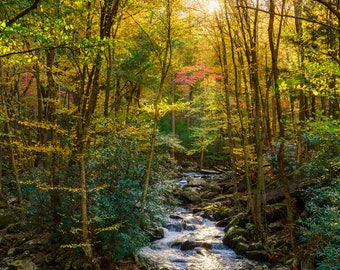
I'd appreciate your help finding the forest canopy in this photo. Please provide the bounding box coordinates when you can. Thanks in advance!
[0,0,339,269]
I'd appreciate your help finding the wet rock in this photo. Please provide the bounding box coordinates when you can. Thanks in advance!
[223,233,247,249]
[148,227,164,241]
[235,241,249,254]
[215,217,230,227]
[196,247,210,256]
[180,240,197,251]
[188,178,207,187]
[224,212,247,232]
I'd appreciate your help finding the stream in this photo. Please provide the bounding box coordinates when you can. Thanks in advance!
[140,172,259,270]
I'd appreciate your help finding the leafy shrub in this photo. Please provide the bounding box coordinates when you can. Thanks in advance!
[299,114,340,269]
[86,132,177,260]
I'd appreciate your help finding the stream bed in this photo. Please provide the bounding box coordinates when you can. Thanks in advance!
[140,172,259,270]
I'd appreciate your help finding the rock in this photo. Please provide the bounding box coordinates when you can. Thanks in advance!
[245,250,269,262]
[188,178,207,187]
[149,227,164,241]
[268,220,284,231]
[200,169,220,174]
[180,240,197,251]
[181,188,202,203]
[223,234,247,249]
[248,242,263,251]
[205,183,222,193]
[7,247,16,256]
[196,248,210,256]
[235,241,249,254]
[201,191,220,200]
[224,213,247,232]
[265,203,287,222]
[272,266,291,270]
[215,218,230,227]
[255,265,270,270]
[301,261,316,270]
[10,258,37,270]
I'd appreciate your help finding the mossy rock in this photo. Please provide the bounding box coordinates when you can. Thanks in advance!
[219,206,231,218]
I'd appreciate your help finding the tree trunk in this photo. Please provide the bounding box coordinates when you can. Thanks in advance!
[218,6,238,196]
[140,0,172,222]
[268,0,296,253]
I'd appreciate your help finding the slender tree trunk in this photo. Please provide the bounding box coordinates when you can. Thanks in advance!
[104,45,112,117]
[45,48,61,224]
[268,0,296,253]
[140,0,172,222]
[171,76,176,160]
[218,6,237,196]
[1,91,23,205]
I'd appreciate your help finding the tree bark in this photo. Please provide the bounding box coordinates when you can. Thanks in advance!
[268,0,296,253]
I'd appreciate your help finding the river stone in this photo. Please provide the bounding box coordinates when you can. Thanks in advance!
[224,212,247,232]
[215,217,230,227]
[180,240,197,251]
[223,234,247,249]
[188,178,207,187]
[235,241,249,254]
[181,188,202,203]
[223,225,248,241]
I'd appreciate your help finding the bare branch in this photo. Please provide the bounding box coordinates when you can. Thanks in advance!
[6,0,41,27]
[314,0,340,22]
[237,5,340,31]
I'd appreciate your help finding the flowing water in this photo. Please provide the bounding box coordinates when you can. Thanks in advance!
[140,172,258,270]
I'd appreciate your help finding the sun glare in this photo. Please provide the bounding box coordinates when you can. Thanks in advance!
[207,1,220,13]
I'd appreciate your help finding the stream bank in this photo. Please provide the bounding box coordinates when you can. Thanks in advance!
[169,169,313,270]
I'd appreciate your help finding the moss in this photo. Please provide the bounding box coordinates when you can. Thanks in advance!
[218,206,230,218]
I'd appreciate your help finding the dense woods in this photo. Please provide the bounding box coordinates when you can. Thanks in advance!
[0,0,339,269]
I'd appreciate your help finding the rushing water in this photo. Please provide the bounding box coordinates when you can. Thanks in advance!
[140,173,258,270]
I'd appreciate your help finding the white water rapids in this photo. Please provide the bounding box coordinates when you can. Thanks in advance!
[140,173,259,270]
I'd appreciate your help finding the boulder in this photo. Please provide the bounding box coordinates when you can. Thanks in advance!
[180,240,197,251]
[224,212,247,232]
[188,178,207,187]
[265,203,287,222]
[235,241,249,254]
[181,188,202,203]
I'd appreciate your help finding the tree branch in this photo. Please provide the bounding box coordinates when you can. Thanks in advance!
[6,0,41,27]
[314,0,340,22]
[237,5,340,31]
